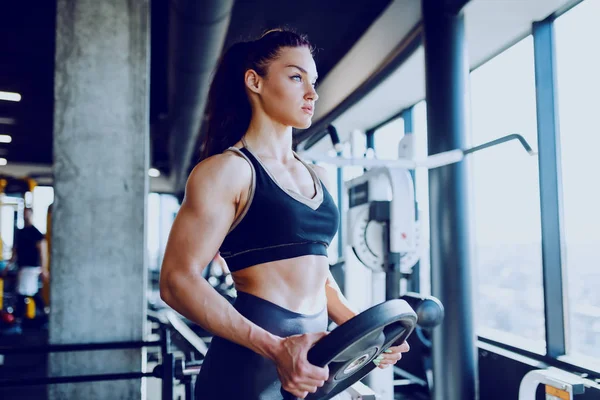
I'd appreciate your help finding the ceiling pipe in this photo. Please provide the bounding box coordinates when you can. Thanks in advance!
[168,0,235,193]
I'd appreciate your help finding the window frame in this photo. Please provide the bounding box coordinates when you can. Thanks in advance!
[532,16,567,360]
[362,0,598,377]
[473,1,598,377]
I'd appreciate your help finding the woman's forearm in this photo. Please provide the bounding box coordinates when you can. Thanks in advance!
[160,268,281,360]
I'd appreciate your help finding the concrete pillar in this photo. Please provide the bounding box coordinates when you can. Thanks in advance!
[50,1,149,399]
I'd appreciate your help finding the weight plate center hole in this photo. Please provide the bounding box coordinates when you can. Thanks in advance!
[344,353,372,375]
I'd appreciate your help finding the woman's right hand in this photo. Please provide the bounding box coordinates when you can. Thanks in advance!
[272,331,330,398]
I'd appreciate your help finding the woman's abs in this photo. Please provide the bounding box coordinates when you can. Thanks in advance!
[231,254,330,315]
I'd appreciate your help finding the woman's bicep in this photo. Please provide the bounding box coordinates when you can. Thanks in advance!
[164,203,233,272]
[161,159,240,281]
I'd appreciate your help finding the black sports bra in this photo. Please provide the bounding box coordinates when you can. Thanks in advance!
[218,141,340,272]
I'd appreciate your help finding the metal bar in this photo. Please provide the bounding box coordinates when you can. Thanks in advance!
[478,338,600,382]
[532,18,567,359]
[345,380,378,399]
[393,366,428,387]
[519,369,585,399]
[422,1,478,399]
[162,325,171,356]
[185,379,194,400]
[162,353,175,400]
[402,106,420,293]
[402,107,414,134]
[304,133,535,169]
[366,130,375,150]
[0,372,155,387]
[162,309,208,356]
[462,133,536,155]
[0,340,161,355]
[337,151,343,259]
[365,129,374,173]
[182,366,202,376]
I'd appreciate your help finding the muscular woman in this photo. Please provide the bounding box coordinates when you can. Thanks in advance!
[159,29,410,400]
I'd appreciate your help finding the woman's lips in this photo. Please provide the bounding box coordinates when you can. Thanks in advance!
[302,106,314,115]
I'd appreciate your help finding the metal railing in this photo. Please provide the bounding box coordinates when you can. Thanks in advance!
[0,313,204,399]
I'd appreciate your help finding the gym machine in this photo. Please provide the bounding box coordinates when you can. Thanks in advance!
[172,131,536,399]
[519,368,591,400]
[301,129,536,399]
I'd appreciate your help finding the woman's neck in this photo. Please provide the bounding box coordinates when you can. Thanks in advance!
[244,116,295,162]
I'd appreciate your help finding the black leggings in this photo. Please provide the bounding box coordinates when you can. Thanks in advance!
[195,291,328,400]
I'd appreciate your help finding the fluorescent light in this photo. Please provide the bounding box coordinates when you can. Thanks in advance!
[0,117,16,125]
[148,168,160,178]
[0,92,21,102]
[0,158,7,166]
[0,135,12,143]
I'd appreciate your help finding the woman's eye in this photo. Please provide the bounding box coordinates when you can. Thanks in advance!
[291,75,302,82]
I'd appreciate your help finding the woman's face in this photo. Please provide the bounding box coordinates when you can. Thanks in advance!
[250,46,319,129]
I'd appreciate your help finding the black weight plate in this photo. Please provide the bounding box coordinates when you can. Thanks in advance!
[296,299,417,400]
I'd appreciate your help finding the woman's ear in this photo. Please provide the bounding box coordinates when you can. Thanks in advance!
[244,69,262,94]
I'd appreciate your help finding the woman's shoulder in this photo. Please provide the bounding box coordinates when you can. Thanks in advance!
[186,150,253,196]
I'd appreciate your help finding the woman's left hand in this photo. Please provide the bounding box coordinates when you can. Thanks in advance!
[373,341,411,369]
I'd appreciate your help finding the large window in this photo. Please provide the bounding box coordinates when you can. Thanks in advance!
[343,130,368,182]
[555,0,600,363]
[469,36,545,349]
[374,117,404,160]
[147,193,179,271]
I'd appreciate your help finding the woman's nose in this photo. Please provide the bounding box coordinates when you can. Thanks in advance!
[306,85,318,102]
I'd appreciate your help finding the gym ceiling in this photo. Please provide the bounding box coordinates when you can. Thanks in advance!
[0,0,391,192]
[0,0,577,193]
